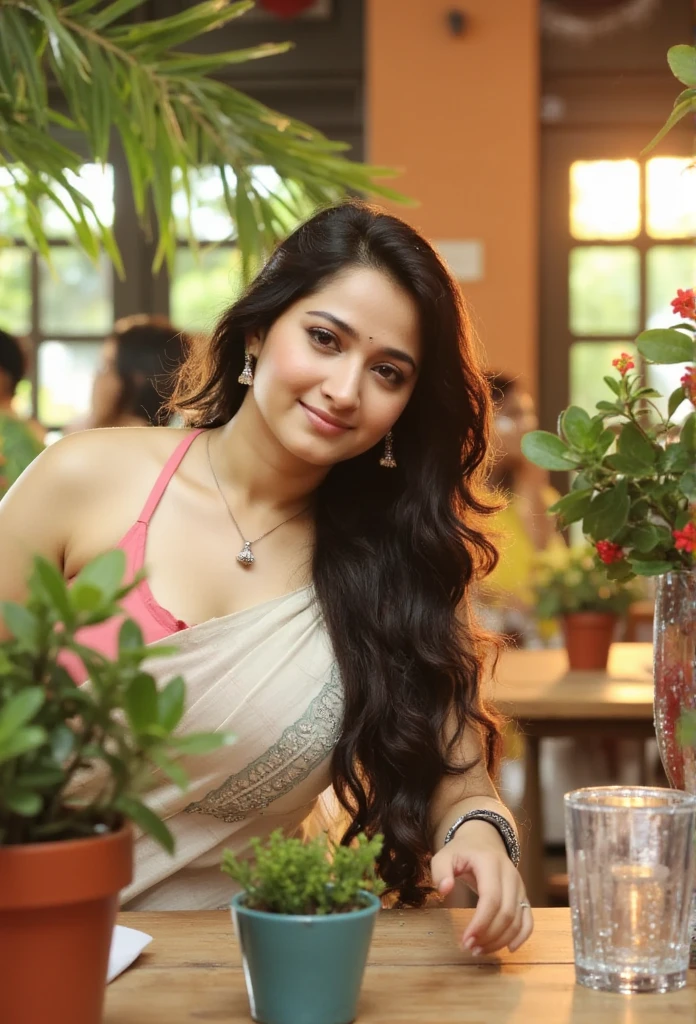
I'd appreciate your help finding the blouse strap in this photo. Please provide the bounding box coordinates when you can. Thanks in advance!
[137,428,205,525]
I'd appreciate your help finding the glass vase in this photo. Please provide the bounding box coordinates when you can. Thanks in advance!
[653,569,696,963]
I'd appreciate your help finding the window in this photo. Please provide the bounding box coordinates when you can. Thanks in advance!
[168,166,310,333]
[170,167,244,334]
[0,164,115,430]
[0,163,311,430]
[568,156,695,423]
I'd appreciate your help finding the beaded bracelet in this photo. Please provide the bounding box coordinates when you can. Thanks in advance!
[443,809,521,868]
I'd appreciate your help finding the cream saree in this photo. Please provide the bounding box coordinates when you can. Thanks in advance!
[116,586,342,910]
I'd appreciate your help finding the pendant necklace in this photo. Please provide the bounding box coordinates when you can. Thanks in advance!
[206,432,309,567]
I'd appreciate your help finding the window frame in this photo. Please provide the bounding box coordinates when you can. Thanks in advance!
[539,128,695,440]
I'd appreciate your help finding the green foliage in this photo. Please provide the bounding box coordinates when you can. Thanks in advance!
[636,329,694,364]
[0,550,233,848]
[643,44,696,152]
[0,0,407,277]
[677,709,696,749]
[222,829,385,915]
[516,430,577,471]
[531,546,641,621]
[521,330,696,580]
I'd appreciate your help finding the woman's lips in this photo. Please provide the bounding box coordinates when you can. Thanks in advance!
[299,401,354,437]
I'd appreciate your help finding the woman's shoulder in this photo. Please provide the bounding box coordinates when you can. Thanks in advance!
[8,427,196,521]
[41,426,193,483]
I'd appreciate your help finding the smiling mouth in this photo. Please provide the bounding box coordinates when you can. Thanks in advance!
[299,401,355,433]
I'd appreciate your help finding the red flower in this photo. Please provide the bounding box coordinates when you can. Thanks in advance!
[681,366,696,406]
[611,352,635,377]
[671,288,696,320]
[673,522,696,554]
[596,540,625,565]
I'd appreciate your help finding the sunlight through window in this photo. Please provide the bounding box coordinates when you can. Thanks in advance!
[570,160,640,240]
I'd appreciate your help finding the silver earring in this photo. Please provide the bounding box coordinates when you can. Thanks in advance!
[238,351,254,386]
[379,430,397,469]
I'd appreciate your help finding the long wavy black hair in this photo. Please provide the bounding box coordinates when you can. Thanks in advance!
[172,201,502,906]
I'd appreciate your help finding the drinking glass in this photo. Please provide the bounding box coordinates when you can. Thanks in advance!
[565,786,696,993]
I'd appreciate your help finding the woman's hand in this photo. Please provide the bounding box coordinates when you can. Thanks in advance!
[430,819,534,955]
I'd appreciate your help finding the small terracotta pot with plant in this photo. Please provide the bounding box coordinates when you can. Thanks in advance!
[0,550,230,1024]
[223,829,385,1024]
[531,546,640,671]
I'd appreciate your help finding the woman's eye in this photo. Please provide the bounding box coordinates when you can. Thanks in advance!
[374,364,403,385]
[308,327,337,348]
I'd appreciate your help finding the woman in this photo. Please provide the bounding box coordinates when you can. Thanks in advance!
[65,314,189,431]
[0,328,44,499]
[0,203,532,955]
[479,373,565,645]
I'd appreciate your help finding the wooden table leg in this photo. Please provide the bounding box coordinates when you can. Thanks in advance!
[519,733,546,908]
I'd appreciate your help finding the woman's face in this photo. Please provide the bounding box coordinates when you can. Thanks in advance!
[247,267,422,467]
[91,339,123,425]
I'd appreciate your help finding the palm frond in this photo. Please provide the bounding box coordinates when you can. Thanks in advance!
[0,0,406,277]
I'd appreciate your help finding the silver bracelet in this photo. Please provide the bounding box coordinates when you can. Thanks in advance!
[443,809,521,868]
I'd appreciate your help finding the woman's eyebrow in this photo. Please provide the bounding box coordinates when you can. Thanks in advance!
[306,310,359,339]
[306,310,417,370]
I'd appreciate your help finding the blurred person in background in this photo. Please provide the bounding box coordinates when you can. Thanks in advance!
[66,315,190,432]
[0,328,44,499]
[477,372,565,647]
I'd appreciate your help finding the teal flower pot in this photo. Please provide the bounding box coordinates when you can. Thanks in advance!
[230,891,381,1024]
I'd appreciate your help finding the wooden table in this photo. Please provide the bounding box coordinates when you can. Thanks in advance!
[106,908,695,1022]
[490,643,655,907]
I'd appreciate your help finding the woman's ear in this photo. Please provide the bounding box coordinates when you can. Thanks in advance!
[245,329,264,360]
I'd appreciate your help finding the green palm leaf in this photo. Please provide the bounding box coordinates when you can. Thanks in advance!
[0,0,405,278]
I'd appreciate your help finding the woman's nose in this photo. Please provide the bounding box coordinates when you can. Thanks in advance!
[321,363,362,409]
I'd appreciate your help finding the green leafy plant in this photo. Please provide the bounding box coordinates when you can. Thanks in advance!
[0,0,406,276]
[521,321,696,582]
[643,43,696,153]
[221,829,385,915]
[531,545,640,622]
[0,549,232,849]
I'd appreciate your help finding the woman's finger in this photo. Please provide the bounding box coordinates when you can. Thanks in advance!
[470,869,521,951]
[507,906,534,953]
[479,909,525,955]
[461,856,503,948]
[480,902,526,954]
[431,849,468,897]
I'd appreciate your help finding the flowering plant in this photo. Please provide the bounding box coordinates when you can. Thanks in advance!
[531,546,641,621]
[521,296,696,582]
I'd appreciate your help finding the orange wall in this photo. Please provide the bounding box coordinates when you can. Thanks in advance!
[366,0,539,391]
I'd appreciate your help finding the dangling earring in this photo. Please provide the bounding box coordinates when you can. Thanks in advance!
[238,351,254,386]
[379,430,397,468]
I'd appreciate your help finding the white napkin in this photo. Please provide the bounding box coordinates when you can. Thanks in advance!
[107,925,153,982]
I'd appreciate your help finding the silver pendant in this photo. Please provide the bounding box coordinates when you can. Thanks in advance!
[237,541,255,566]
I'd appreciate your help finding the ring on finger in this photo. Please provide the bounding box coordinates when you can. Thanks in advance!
[519,900,531,909]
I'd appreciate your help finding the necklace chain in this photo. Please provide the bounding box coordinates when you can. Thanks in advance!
[206,432,308,566]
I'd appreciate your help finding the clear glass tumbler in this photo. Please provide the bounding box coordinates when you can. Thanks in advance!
[565,786,696,994]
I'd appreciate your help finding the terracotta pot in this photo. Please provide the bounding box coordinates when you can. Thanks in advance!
[562,612,618,671]
[0,823,133,1024]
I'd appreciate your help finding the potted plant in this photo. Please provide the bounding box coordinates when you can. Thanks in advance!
[223,829,385,1024]
[0,549,230,1024]
[521,299,696,783]
[531,546,639,670]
